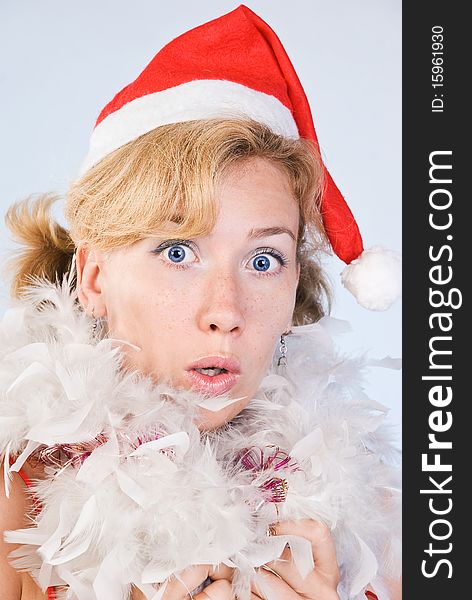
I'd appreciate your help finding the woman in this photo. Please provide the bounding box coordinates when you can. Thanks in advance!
[0,5,401,600]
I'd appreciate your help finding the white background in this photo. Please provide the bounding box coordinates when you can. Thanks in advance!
[0,0,402,445]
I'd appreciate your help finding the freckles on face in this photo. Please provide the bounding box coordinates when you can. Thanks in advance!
[97,157,300,430]
[101,254,197,376]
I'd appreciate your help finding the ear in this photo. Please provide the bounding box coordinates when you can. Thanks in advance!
[76,244,107,318]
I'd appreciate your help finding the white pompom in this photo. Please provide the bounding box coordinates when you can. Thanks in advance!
[341,245,402,311]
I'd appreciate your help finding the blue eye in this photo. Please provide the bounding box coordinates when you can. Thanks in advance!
[167,245,187,263]
[252,255,272,271]
[248,248,288,275]
[151,240,198,267]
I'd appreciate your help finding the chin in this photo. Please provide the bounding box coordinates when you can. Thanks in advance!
[196,414,226,432]
[195,395,251,432]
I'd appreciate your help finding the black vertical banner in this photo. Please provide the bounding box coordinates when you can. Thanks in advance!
[403,3,466,598]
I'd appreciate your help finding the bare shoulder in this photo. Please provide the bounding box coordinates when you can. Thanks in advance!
[0,461,30,599]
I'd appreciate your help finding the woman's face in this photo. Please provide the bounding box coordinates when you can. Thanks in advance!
[78,157,300,430]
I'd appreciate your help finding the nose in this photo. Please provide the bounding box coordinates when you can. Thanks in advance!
[197,271,246,336]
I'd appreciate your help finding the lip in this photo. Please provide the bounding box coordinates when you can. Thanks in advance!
[185,355,241,397]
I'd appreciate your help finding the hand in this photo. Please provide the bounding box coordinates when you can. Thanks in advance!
[253,519,341,600]
[130,564,236,600]
[132,518,340,600]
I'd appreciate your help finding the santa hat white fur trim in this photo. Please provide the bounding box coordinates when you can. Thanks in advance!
[81,79,299,174]
[341,245,402,311]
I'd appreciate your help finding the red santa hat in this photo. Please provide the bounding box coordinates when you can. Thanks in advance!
[81,4,401,311]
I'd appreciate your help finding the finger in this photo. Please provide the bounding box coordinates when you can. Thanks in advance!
[264,546,306,592]
[194,578,234,600]
[162,565,210,599]
[270,519,340,585]
[263,548,340,600]
[208,564,234,581]
[253,567,299,600]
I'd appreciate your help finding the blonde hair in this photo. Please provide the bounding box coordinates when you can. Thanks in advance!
[4,118,331,324]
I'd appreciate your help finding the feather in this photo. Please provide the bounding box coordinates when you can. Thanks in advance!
[350,535,379,597]
[10,439,40,473]
[56,564,96,600]
[148,581,168,600]
[76,430,119,485]
[0,280,401,600]
[38,504,70,561]
[196,395,246,411]
[129,431,190,458]
[49,496,99,565]
[284,534,315,579]
[93,551,128,600]
[368,356,402,370]
[27,401,95,445]
[3,440,12,498]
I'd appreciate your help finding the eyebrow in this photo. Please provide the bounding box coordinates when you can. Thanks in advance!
[247,226,297,242]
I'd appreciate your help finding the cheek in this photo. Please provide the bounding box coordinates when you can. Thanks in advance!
[246,276,297,330]
[106,281,199,378]
[104,260,198,336]
[243,279,297,367]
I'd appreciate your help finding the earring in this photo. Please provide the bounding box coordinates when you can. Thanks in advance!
[277,334,288,368]
[90,307,98,334]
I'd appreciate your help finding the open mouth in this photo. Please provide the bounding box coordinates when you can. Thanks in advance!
[185,357,240,397]
[193,367,228,376]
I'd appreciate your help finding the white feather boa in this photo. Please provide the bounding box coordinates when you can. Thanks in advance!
[0,282,401,600]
